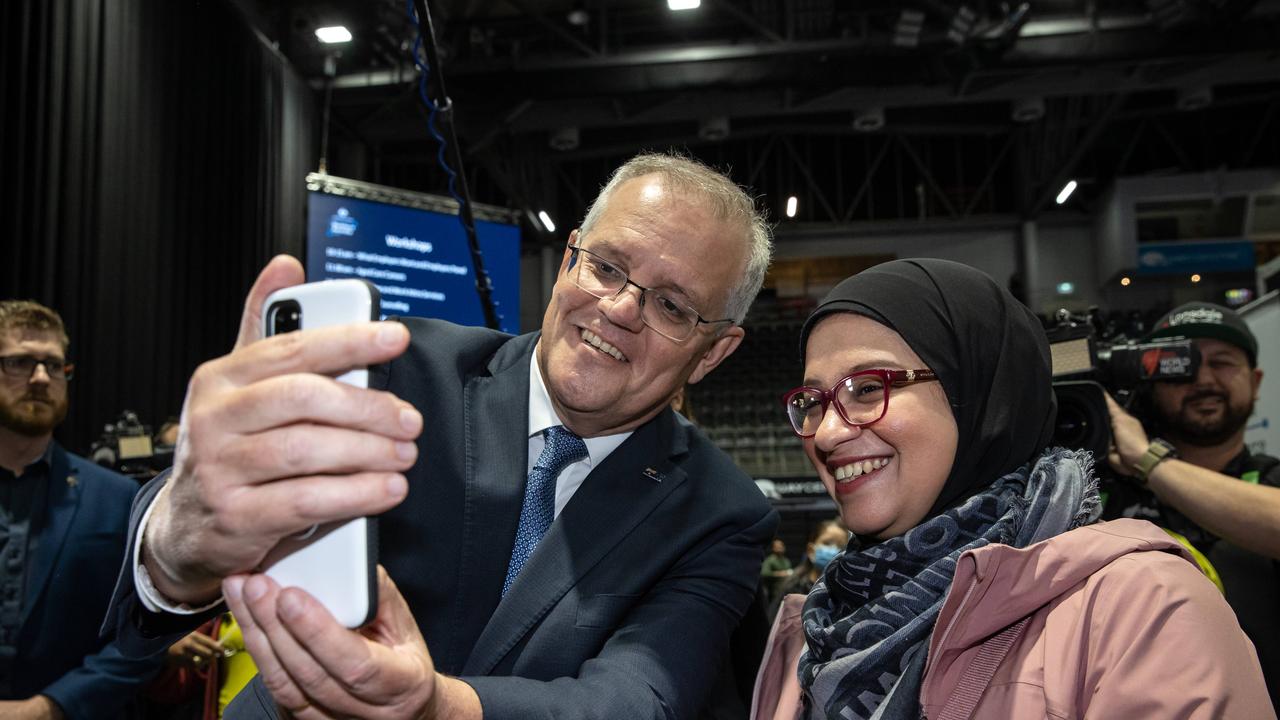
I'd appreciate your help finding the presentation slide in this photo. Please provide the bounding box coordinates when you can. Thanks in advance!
[307,189,521,334]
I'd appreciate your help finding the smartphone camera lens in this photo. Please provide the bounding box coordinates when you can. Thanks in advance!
[269,300,302,335]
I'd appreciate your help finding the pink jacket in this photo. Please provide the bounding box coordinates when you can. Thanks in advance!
[753,519,1275,720]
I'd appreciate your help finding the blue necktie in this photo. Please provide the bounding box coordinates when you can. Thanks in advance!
[502,425,587,596]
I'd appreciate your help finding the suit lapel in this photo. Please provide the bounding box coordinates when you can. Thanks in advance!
[463,409,690,675]
[23,443,82,623]
[445,333,536,670]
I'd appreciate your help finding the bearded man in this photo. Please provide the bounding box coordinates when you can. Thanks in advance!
[1105,301,1280,708]
[0,300,161,719]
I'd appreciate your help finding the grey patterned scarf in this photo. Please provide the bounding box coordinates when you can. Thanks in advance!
[798,448,1100,720]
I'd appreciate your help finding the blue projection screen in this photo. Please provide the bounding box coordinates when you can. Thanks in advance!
[306,175,521,334]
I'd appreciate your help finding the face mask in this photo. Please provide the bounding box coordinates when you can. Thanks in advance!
[812,544,841,570]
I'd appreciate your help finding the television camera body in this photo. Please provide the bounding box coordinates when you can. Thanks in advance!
[89,409,173,481]
[1048,309,1200,463]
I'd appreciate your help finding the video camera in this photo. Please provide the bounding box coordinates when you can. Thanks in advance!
[89,410,173,481]
[1047,309,1200,461]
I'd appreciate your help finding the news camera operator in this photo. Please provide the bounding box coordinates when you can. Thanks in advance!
[1105,301,1280,706]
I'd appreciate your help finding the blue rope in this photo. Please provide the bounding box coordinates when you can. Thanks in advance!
[404,0,499,305]
[406,0,466,209]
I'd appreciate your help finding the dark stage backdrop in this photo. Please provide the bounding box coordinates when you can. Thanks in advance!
[2,0,317,456]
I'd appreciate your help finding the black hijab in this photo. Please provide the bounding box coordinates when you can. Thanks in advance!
[798,258,1056,518]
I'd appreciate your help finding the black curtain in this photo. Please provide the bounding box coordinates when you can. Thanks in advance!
[2,0,317,455]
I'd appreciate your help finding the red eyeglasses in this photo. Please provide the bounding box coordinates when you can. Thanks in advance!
[780,368,938,437]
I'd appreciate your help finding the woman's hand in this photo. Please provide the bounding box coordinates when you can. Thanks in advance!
[165,630,224,670]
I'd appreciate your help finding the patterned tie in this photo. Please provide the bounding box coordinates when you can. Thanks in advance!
[502,425,588,596]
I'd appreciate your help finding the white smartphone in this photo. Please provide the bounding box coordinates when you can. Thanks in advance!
[258,279,381,628]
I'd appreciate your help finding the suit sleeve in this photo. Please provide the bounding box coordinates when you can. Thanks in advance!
[101,470,225,658]
[40,638,166,720]
[1084,552,1276,719]
[462,506,778,720]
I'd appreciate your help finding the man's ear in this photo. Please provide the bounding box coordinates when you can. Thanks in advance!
[687,325,745,385]
[559,230,579,274]
[1253,367,1264,401]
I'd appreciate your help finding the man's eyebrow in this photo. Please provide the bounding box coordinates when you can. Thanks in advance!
[588,239,705,310]
[588,238,631,264]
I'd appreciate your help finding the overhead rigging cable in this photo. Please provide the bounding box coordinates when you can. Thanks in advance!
[405,0,501,330]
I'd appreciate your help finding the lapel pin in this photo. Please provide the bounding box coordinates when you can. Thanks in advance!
[66,475,78,488]
[642,467,664,483]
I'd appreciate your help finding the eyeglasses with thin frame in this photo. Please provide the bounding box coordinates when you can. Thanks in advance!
[0,355,75,381]
[780,368,938,438]
[568,242,735,342]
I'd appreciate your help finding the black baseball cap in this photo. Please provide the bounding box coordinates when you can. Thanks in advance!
[1147,301,1258,366]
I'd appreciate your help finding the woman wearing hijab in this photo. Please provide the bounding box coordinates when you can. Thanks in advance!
[752,259,1271,719]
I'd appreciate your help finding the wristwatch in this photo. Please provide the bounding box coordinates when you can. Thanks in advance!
[1133,438,1177,485]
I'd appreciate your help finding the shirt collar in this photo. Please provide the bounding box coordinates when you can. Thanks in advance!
[528,343,631,467]
[2,439,54,481]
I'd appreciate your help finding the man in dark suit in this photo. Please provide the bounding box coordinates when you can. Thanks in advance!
[0,300,162,719]
[109,153,778,718]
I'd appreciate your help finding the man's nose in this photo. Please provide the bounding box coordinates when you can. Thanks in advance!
[29,362,53,384]
[601,284,646,332]
[1193,359,1218,386]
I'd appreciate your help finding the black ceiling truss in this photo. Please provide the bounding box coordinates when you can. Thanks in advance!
[244,0,1280,242]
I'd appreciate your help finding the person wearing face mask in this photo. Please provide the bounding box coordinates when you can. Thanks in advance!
[772,522,846,613]
[753,520,846,720]
[752,259,1272,720]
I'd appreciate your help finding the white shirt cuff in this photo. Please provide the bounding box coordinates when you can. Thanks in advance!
[132,481,223,615]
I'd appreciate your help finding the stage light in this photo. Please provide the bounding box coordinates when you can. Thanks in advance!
[1056,282,1075,295]
[1120,276,1131,287]
[549,127,580,151]
[785,196,798,218]
[668,0,700,10]
[1191,273,1201,283]
[852,107,885,132]
[1011,97,1045,123]
[1176,85,1212,112]
[1055,180,1077,205]
[892,9,924,48]
[538,211,557,233]
[1225,288,1254,306]
[315,26,353,44]
[947,6,976,45]
[698,116,730,142]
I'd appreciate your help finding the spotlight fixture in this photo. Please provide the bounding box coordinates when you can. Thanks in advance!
[1011,97,1045,123]
[1056,282,1075,295]
[549,127,580,151]
[852,107,885,132]
[947,6,976,44]
[892,9,925,48]
[567,4,589,26]
[698,116,730,142]
[1120,276,1132,287]
[785,196,798,218]
[1055,180,1078,205]
[1191,273,1202,283]
[1176,86,1212,112]
[538,211,557,233]
[668,0,700,10]
[1146,0,1194,29]
[315,26,353,44]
